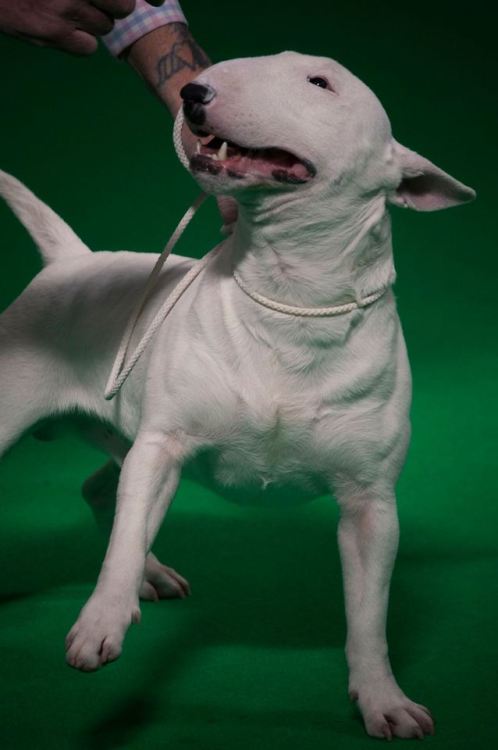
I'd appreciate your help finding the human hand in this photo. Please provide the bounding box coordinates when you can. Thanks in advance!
[0,1,165,55]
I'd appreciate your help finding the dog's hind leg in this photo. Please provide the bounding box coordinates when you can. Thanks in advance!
[335,483,434,739]
[82,459,190,601]
[0,332,59,459]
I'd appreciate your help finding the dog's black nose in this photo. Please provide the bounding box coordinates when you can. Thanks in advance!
[180,83,216,105]
[181,83,216,127]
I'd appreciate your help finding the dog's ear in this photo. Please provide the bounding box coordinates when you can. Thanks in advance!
[388,141,476,211]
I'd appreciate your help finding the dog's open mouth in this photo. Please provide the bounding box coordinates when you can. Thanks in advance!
[190,135,316,184]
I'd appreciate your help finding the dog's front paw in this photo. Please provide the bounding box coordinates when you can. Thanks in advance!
[65,595,140,672]
[139,553,191,601]
[351,681,434,739]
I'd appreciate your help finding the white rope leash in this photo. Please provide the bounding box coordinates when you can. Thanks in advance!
[233,270,388,317]
[173,107,191,171]
[104,109,211,400]
[104,193,216,400]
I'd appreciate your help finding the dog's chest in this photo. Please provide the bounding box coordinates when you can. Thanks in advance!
[191,390,328,499]
[155,282,404,498]
[178,318,342,489]
[200,353,373,493]
[218,389,320,485]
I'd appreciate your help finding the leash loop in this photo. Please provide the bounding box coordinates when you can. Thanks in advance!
[104,109,209,400]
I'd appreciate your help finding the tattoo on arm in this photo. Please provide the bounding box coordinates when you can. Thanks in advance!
[156,23,210,89]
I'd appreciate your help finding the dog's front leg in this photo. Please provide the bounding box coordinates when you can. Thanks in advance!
[82,460,191,601]
[66,430,190,672]
[336,487,434,739]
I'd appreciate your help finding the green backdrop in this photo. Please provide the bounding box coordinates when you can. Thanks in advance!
[0,1,496,748]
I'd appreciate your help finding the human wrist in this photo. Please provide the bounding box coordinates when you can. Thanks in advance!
[126,23,211,117]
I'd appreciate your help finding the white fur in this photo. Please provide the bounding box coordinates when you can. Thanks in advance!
[0,52,474,738]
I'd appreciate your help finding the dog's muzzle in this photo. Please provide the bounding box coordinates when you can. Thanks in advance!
[179,83,316,185]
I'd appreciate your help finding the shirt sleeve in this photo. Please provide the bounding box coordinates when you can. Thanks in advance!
[102,0,187,57]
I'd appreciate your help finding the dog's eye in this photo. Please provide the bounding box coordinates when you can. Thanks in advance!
[308,76,330,89]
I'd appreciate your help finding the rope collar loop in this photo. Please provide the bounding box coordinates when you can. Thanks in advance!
[232,270,389,317]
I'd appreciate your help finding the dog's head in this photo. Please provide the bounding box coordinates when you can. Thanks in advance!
[181,51,475,212]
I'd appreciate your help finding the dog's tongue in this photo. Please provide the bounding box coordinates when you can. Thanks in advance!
[230,148,310,182]
[199,136,311,183]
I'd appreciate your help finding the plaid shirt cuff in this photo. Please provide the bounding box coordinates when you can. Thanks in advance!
[102,0,187,57]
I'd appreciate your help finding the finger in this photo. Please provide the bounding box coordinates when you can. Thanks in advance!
[14,33,51,48]
[21,26,98,55]
[64,5,116,36]
[53,28,99,55]
[91,0,136,19]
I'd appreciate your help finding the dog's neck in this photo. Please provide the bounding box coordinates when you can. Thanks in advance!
[228,189,396,309]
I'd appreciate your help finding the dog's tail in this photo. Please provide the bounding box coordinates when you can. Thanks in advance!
[0,169,90,264]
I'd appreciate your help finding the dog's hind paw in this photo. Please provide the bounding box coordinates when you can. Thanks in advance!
[139,553,191,601]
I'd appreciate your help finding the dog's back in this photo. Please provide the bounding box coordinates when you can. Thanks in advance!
[0,170,198,439]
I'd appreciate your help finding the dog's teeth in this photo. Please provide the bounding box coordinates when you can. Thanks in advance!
[218,141,228,160]
[195,140,201,154]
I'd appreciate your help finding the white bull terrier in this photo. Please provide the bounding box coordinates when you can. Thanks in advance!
[0,51,474,739]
